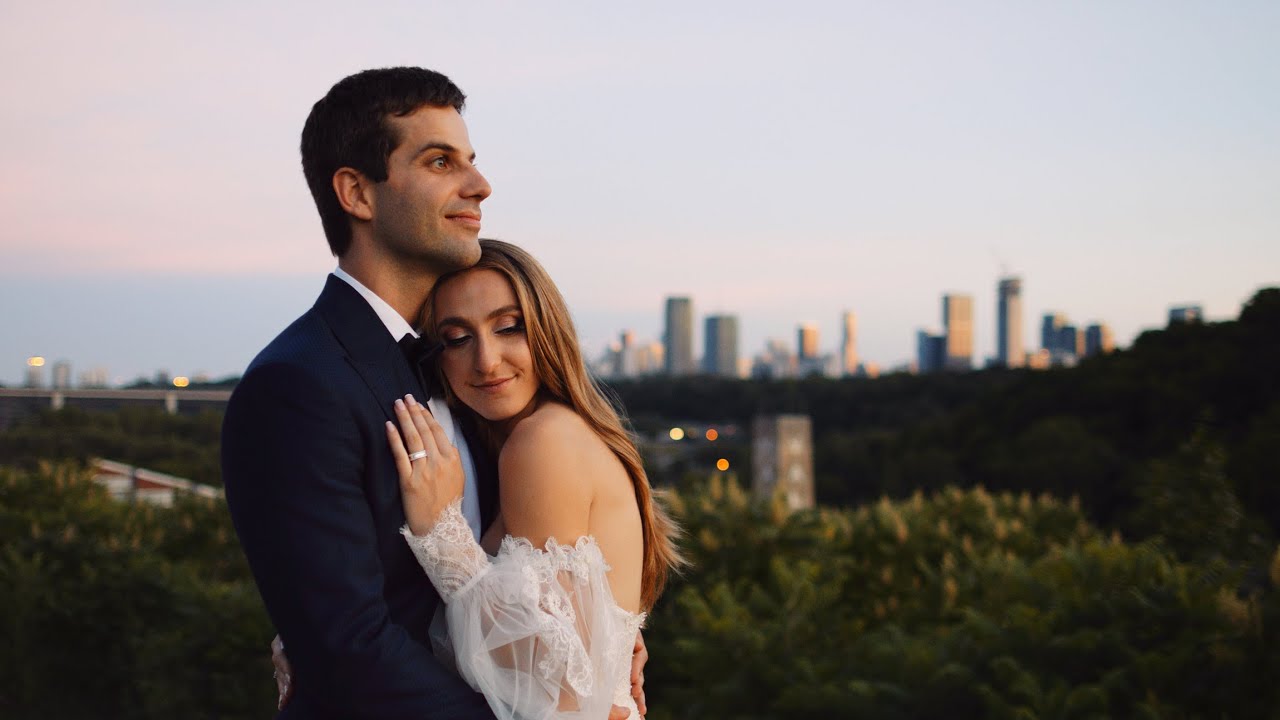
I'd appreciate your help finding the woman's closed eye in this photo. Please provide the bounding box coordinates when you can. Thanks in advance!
[441,330,472,347]
[495,320,525,336]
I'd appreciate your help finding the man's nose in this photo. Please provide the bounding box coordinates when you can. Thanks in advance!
[463,164,492,202]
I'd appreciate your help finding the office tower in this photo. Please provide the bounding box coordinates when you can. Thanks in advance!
[916,330,946,374]
[996,277,1024,368]
[78,367,110,388]
[1042,313,1067,355]
[1026,349,1052,370]
[840,311,858,376]
[751,414,814,511]
[703,315,740,377]
[1169,305,1203,324]
[1084,323,1115,357]
[24,357,46,388]
[663,296,694,376]
[52,361,71,389]
[942,293,974,371]
[617,330,639,377]
[797,323,820,360]
[751,339,796,379]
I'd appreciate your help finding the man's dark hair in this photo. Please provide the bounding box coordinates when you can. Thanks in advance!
[301,67,466,257]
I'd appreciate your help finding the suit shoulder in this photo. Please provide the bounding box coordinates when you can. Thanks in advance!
[245,308,335,371]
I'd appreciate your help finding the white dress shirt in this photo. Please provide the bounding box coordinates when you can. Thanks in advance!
[332,267,483,541]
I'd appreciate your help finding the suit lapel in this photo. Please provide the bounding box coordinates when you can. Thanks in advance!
[315,275,424,424]
[316,274,499,531]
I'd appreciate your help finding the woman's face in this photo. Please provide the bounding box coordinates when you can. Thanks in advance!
[433,268,540,424]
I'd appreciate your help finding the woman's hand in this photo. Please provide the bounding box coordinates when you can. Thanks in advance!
[387,395,465,535]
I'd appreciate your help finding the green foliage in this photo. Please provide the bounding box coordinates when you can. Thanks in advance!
[2,463,1277,718]
[0,463,273,717]
[646,479,1280,719]
[1130,426,1247,563]
[0,406,223,486]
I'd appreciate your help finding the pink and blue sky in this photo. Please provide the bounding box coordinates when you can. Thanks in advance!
[2,1,1277,385]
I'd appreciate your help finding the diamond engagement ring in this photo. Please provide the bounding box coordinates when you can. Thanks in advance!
[408,450,429,462]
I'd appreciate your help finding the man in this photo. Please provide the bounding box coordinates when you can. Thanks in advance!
[222,67,646,719]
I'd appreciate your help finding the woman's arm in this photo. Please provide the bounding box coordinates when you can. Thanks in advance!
[393,402,643,719]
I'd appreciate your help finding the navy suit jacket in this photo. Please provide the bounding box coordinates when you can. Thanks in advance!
[223,275,499,719]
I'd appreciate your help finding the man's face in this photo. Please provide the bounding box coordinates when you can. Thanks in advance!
[369,105,492,273]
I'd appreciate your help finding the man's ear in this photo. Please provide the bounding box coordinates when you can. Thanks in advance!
[333,167,374,221]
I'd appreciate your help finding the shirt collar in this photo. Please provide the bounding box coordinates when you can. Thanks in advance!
[332,266,418,340]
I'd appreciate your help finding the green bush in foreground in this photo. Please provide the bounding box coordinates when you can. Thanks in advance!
[2,464,1277,718]
[646,477,1280,719]
[0,463,273,718]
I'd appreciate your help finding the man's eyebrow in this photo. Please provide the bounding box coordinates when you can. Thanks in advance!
[411,142,477,162]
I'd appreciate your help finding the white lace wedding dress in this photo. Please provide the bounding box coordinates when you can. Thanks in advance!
[403,499,646,720]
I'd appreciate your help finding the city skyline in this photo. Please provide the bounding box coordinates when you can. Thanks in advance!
[3,2,1278,385]
[8,276,1269,387]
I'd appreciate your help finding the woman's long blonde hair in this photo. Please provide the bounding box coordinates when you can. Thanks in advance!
[423,239,684,610]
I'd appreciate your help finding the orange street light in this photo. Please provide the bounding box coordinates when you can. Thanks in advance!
[705,428,719,441]
[716,458,730,471]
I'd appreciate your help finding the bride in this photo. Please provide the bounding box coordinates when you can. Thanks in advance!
[278,239,683,719]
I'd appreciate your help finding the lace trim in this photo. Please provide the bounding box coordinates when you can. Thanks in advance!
[402,501,647,700]
[401,498,489,603]
[609,607,648,706]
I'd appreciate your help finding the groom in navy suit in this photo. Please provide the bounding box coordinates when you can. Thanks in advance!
[222,68,644,718]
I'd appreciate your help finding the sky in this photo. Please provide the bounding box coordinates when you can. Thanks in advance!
[2,1,1277,385]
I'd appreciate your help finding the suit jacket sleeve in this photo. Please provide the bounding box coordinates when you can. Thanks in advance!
[222,360,494,719]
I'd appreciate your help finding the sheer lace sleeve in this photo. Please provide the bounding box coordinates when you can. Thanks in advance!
[402,499,645,720]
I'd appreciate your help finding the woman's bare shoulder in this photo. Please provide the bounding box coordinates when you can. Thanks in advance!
[502,402,599,460]
[499,404,598,491]
[498,403,598,540]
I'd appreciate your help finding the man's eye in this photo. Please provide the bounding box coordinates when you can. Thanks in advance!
[430,156,448,169]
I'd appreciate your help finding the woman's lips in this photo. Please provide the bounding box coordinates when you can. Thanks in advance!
[471,376,514,394]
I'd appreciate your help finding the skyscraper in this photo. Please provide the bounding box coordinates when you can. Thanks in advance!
[1084,323,1115,357]
[703,315,740,377]
[1169,305,1203,324]
[916,330,945,374]
[797,323,819,360]
[840,311,858,376]
[663,296,694,376]
[1042,313,1067,356]
[996,277,1024,368]
[942,293,973,371]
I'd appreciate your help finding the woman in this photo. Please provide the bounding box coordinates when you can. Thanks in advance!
[277,239,682,719]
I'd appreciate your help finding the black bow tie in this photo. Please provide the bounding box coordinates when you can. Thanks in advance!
[398,333,443,400]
